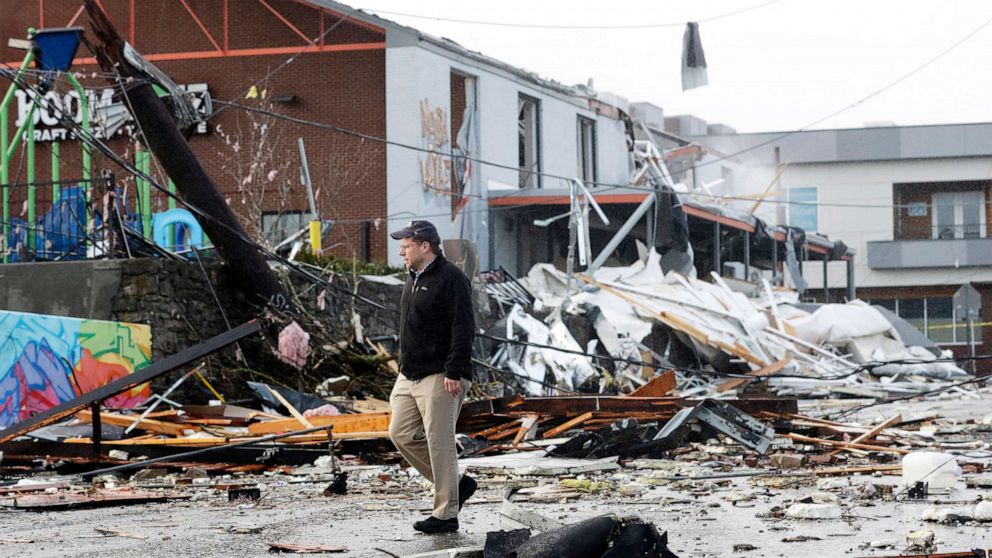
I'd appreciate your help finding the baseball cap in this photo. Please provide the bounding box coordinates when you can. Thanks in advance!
[389,220,441,244]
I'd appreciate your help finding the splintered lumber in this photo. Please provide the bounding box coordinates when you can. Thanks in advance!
[629,371,676,397]
[501,395,796,416]
[266,386,314,429]
[1,489,177,510]
[471,419,521,439]
[542,412,594,439]
[512,414,540,447]
[75,410,196,436]
[717,356,793,393]
[64,431,389,446]
[78,424,338,479]
[828,414,902,457]
[785,433,910,454]
[0,321,261,445]
[490,418,550,442]
[247,412,390,435]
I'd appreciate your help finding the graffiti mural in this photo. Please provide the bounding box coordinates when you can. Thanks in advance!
[0,310,152,427]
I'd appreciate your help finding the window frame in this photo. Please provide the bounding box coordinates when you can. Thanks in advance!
[576,115,597,185]
[518,93,542,189]
[872,296,981,346]
[931,191,986,240]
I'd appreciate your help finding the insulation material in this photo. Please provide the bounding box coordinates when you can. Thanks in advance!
[505,305,597,393]
[792,301,897,345]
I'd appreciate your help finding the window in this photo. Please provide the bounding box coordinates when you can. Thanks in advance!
[787,187,818,232]
[872,297,981,345]
[518,94,541,188]
[932,191,985,239]
[576,116,596,184]
[262,211,306,246]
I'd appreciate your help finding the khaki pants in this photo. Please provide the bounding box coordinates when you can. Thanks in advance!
[388,373,471,520]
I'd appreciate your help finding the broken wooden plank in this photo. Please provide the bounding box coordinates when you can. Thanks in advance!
[785,433,910,454]
[542,412,594,439]
[0,321,261,445]
[629,370,676,397]
[828,414,902,457]
[2,489,181,510]
[267,385,314,429]
[247,412,391,435]
[75,410,196,437]
[471,418,521,440]
[512,414,540,447]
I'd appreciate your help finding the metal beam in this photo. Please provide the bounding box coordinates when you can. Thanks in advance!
[823,252,830,303]
[743,232,751,280]
[589,193,655,272]
[712,222,721,276]
[847,257,856,301]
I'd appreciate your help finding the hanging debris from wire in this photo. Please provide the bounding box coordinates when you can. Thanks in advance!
[681,22,708,91]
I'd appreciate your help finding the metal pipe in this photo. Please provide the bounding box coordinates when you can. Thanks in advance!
[712,222,721,276]
[137,149,152,238]
[822,252,830,303]
[79,423,336,479]
[743,231,751,281]
[63,73,90,235]
[26,109,35,257]
[51,142,60,205]
[771,235,779,285]
[589,193,654,272]
[846,257,856,301]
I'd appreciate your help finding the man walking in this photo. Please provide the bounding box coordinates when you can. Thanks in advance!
[387,221,477,534]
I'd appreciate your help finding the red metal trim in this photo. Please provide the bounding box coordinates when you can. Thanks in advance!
[258,0,315,45]
[289,0,386,35]
[129,0,135,45]
[179,0,223,52]
[19,41,386,67]
[319,11,325,47]
[66,4,85,26]
[39,0,44,28]
[488,193,649,207]
[663,145,701,160]
[681,204,756,233]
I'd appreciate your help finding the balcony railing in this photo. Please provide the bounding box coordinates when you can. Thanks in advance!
[867,237,992,269]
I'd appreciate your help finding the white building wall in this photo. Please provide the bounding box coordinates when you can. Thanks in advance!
[722,158,992,292]
[386,43,630,268]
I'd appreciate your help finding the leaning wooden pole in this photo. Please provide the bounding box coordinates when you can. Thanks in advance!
[84,0,294,312]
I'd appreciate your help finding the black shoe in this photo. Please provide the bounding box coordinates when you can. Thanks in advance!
[413,516,459,534]
[458,475,477,510]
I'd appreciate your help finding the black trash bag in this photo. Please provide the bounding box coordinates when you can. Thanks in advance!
[602,521,679,558]
[485,529,532,558]
[511,515,616,558]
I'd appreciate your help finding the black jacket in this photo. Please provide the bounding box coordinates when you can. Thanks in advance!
[398,255,475,381]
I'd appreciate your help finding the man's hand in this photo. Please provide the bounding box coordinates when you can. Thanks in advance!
[443,378,462,397]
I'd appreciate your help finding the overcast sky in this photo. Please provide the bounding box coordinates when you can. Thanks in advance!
[350,0,992,133]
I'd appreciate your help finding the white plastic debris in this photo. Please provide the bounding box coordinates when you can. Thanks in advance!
[976,500,992,521]
[108,449,129,460]
[921,506,974,522]
[786,503,842,519]
[902,452,961,492]
[906,529,935,551]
